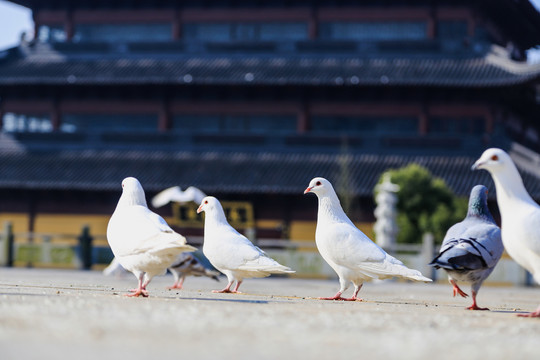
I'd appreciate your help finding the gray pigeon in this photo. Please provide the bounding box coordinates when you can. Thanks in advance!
[167,252,220,289]
[430,185,503,310]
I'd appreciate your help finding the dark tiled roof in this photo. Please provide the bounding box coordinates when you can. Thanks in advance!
[1,149,540,199]
[0,42,539,87]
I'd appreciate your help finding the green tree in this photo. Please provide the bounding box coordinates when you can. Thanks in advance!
[375,164,467,244]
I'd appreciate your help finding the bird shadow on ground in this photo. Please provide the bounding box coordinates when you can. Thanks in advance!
[178,297,270,304]
[490,309,529,315]
[0,292,49,297]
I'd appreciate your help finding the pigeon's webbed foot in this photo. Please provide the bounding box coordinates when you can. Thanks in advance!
[212,280,242,294]
[466,291,488,310]
[212,289,241,294]
[126,289,149,297]
[167,277,185,290]
[318,292,360,301]
[167,284,183,290]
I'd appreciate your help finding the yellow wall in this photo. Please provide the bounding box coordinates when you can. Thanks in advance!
[34,214,109,234]
[0,213,30,234]
[34,214,110,246]
[290,220,374,241]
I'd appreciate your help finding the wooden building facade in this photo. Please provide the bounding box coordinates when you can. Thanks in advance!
[0,0,539,248]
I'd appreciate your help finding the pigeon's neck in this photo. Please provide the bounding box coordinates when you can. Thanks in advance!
[317,193,351,225]
[116,192,147,209]
[490,164,536,212]
[204,207,229,234]
[467,199,495,223]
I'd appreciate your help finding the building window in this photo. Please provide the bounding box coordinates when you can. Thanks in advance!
[2,113,53,133]
[429,118,485,135]
[172,115,297,133]
[73,24,172,43]
[183,22,309,41]
[319,22,427,41]
[38,25,67,43]
[61,114,158,133]
[311,116,418,135]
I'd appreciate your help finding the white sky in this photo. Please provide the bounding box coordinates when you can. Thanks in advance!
[0,0,539,61]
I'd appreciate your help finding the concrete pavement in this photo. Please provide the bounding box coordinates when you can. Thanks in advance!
[0,268,539,360]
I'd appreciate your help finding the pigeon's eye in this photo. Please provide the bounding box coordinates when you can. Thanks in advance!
[204,200,208,204]
[316,181,322,186]
[491,155,498,161]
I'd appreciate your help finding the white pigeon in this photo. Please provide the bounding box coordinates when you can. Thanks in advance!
[151,185,207,208]
[167,252,220,290]
[304,177,432,301]
[107,177,197,297]
[102,257,129,277]
[197,196,295,293]
[429,185,503,310]
[472,148,540,317]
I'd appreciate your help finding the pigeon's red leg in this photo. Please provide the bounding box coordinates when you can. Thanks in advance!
[167,276,185,290]
[319,292,356,301]
[517,305,540,318]
[450,279,468,298]
[213,280,234,293]
[345,284,364,301]
[230,280,243,293]
[466,291,488,310]
[126,274,149,297]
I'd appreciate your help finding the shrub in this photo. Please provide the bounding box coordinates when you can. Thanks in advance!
[375,164,466,244]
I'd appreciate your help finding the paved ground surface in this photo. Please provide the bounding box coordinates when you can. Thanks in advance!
[0,268,539,360]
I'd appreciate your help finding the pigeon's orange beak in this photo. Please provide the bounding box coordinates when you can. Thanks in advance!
[304,187,313,194]
[196,205,204,214]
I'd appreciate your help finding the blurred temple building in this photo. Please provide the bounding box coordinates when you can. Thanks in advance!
[0,0,540,248]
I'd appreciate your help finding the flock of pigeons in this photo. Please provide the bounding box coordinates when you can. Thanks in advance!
[105,148,540,318]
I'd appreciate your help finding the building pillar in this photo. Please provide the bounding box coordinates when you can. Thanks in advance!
[427,17,436,39]
[419,108,428,135]
[308,6,318,40]
[485,108,494,134]
[297,103,309,133]
[172,10,182,40]
[159,100,171,131]
[427,6,436,39]
[467,15,475,38]
[51,100,61,131]
[65,11,74,41]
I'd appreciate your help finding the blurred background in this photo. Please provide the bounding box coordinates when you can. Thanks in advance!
[0,0,539,286]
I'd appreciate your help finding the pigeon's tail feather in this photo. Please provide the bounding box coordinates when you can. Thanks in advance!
[150,232,197,255]
[402,272,433,282]
[239,263,295,274]
[102,257,127,276]
[358,261,432,282]
[390,263,432,282]
[430,246,487,271]
[237,253,295,274]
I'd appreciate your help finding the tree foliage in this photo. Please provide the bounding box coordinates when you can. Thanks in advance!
[375,164,467,244]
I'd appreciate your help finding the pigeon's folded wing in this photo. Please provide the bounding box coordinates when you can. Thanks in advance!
[439,222,502,269]
[109,206,190,257]
[210,229,267,268]
[321,222,387,265]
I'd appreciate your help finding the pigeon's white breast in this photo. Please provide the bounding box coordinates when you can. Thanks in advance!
[501,203,540,274]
